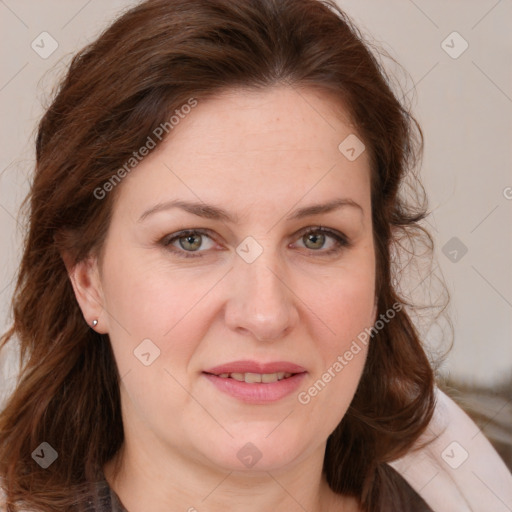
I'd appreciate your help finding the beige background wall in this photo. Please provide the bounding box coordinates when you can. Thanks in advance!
[1,0,511,388]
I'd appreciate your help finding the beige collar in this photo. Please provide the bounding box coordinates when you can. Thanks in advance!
[390,387,512,512]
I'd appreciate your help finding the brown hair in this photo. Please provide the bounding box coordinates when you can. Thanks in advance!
[0,0,437,510]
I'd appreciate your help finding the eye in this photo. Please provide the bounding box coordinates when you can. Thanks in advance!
[293,226,350,256]
[161,229,217,258]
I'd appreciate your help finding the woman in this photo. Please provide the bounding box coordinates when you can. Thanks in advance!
[0,1,510,511]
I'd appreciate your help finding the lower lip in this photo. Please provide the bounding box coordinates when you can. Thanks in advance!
[203,372,307,404]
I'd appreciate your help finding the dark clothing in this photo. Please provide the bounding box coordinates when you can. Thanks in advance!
[82,477,127,512]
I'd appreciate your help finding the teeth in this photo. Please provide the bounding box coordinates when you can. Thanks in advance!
[245,372,262,383]
[217,372,293,382]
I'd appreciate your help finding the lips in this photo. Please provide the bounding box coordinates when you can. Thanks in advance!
[204,360,307,375]
[202,360,307,403]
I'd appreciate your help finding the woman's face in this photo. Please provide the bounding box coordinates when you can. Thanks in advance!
[88,85,377,473]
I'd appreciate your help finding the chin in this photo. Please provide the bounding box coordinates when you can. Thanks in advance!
[196,432,311,473]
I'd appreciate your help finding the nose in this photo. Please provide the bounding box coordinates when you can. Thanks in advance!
[224,249,299,342]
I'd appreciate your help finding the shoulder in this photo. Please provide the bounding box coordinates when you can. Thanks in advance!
[383,464,434,511]
[389,387,512,512]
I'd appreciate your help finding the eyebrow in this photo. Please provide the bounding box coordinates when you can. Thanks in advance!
[138,198,363,223]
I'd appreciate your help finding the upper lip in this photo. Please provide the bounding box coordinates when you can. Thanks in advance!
[204,360,307,375]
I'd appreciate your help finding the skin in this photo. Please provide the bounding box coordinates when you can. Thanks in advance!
[66,85,377,512]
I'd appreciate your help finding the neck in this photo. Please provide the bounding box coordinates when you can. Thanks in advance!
[103,437,356,512]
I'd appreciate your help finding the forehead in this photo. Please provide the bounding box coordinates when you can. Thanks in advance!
[114,85,371,220]
[170,85,357,153]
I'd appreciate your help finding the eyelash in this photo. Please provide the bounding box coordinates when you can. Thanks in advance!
[159,226,351,259]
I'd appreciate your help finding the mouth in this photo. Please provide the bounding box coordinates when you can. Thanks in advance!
[203,371,298,383]
[202,362,307,403]
[202,360,308,404]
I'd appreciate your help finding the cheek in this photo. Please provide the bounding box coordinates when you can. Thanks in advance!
[298,255,374,417]
[101,247,215,335]
[99,249,215,383]
[100,257,208,424]
[311,261,376,351]
[312,276,373,382]
[295,326,369,449]
[297,281,372,437]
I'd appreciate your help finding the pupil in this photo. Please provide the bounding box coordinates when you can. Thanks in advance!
[306,232,324,249]
[181,234,201,251]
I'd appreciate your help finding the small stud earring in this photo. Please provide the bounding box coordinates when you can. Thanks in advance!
[91,319,98,328]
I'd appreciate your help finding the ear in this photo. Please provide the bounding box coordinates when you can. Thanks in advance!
[61,251,109,333]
